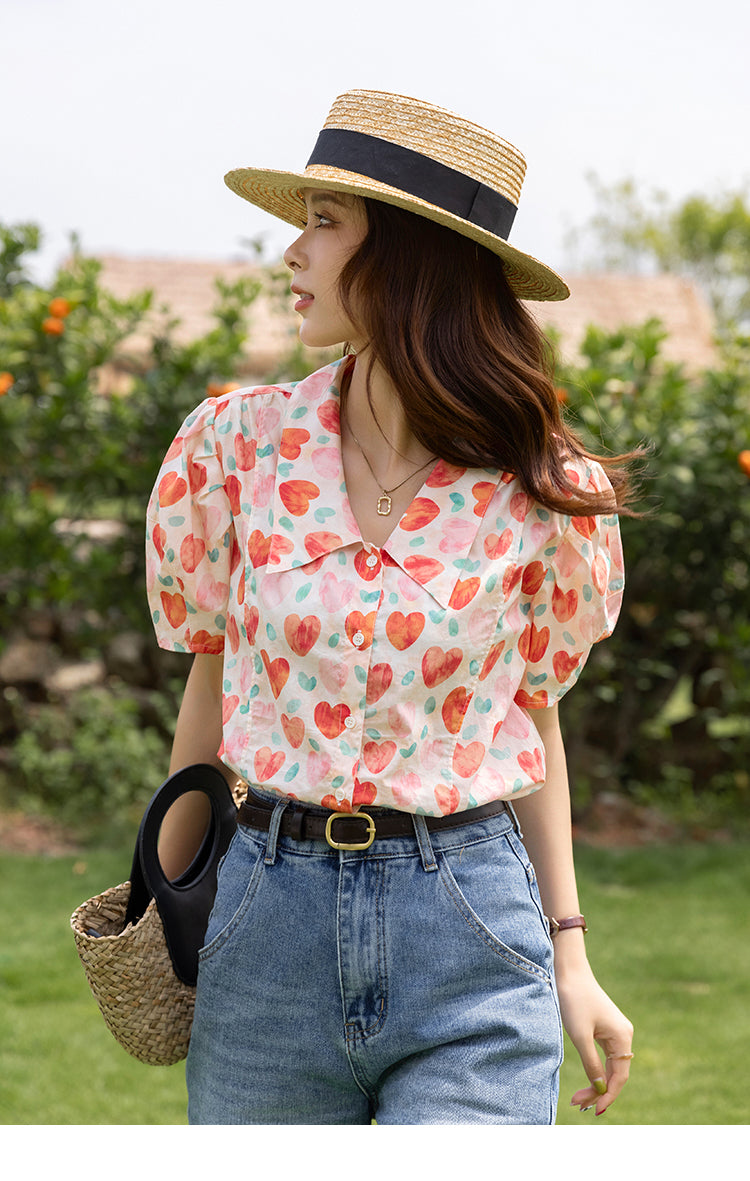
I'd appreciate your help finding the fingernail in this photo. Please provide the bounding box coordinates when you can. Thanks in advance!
[581,1105,594,1112]
[593,1078,607,1095]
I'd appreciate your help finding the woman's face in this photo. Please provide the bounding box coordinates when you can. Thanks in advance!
[284,189,368,349]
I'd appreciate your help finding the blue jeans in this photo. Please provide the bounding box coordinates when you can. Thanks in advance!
[186,793,563,1124]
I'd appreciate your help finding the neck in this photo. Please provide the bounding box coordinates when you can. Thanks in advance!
[342,351,432,473]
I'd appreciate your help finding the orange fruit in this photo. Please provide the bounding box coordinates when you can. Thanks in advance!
[48,296,72,318]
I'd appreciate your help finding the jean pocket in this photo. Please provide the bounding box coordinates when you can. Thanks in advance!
[437,834,553,982]
[199,828,265,963]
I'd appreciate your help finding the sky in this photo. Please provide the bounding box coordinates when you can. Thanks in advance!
[3,0,749,282]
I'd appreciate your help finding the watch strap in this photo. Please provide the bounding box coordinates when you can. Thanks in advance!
[549,914,588,937]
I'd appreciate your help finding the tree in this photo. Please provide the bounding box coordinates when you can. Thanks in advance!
[567,176,750,332]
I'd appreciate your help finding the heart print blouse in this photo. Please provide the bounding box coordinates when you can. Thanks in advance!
[146,357,624,816]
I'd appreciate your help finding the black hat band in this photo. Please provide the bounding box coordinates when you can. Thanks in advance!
[306,128,517,241]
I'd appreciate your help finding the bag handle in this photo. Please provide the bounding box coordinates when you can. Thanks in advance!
[124,764,238,984]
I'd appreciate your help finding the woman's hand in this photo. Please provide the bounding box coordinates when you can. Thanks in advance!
[555,957,634,1116]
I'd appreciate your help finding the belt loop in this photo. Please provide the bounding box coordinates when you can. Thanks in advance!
[505,800,522,838]
[411,814,438,872]
[264,798,291,865]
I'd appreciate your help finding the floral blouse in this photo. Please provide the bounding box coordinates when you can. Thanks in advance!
[146,358,623,816]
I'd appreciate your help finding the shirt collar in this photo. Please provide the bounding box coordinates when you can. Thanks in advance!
[267,359,503,609]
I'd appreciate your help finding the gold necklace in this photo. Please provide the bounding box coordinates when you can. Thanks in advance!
[345,415,436,516]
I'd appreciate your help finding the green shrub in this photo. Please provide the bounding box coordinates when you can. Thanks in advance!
[556,320,750,823]
[0,223,259,642]
[8,687,171,829]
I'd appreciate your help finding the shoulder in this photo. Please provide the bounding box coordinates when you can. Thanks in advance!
[185,358,345,444]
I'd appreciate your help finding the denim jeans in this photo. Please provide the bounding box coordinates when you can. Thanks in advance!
[186,792,563,1124]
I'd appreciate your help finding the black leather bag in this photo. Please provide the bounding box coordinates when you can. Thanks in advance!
[71,764,239,1064]
[124,763,239,985]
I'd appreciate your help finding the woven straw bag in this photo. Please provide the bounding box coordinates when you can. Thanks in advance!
[71,765,239,1066]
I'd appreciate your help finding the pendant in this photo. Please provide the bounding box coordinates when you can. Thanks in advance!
[376,492,392,516]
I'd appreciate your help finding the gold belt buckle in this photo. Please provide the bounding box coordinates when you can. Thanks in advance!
[325,811,376,851]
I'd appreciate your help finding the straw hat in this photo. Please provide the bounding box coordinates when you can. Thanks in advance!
[224,89,569,302]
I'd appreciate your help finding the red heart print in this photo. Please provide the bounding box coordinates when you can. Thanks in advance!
[434,782,460,815]
[190,630,224,654]
[180,533,206,574]
[425,461,465,487]
[353,780,378,806]
[422,646,463,688]
[552,584,578,622]
[281,713,305,748]
[502,564,523,599]
[234,433,256,472]
[386,611,425,650]
[518,747,545,782]
[158,471,187,508]
[441,686,472,734]
[519,623,550,663]
[471,482,495,517]
[160,590,187,629]
[478,640,505,681]
[399,497,440,532]
[222,694,240,724]
[248,529,272,568]
[452,741,486,778]
[484,529,513,559]
[345,611,376,648]
[187,456,207,495]
[260,650,290,699]
[553,650,581,683]
[365,663,393,705]
[284,613,322,656]
[152,523,166,561]
[591,552,608,595]
[254,747,286,783]
[244,604,259,644]
[572,515,596,539]
[279,480,320,516]
[314,702,351,739]
[279,427,310,460]
[521,561,546,596]
[316,400,341,434]
[321,793,352,812]
[226,616,240,655]
[362,740,397,774]
[402,555,445,585]
[448,577,480,610]
[514,688,549,710]
[354,549,381,581]
[304,531,343,559]
[225,474,242,517]
[510,491,531,522]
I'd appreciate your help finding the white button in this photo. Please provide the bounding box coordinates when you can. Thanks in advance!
[366,554,378,568]
[335,789,347,802]
[352,630,365,646]
[344,715,356,729]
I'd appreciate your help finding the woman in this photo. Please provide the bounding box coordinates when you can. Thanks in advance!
[147,90,635,1124]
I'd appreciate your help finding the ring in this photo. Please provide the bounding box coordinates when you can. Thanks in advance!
[607,1052,635,1061]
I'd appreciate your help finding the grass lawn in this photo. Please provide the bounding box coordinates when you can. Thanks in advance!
[1,838,748,1125]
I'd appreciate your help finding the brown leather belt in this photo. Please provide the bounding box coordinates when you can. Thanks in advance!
[237,795,510,851]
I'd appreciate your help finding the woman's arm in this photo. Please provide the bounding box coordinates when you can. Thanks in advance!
[512,703,634,1116]
[158,652,226,880]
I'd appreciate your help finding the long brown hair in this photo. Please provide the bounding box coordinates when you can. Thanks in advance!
[338,198,642,517]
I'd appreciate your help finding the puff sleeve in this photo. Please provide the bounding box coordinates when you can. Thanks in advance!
[513,465,624,711]
[146,398,237,655]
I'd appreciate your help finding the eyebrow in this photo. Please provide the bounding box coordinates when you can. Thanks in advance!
[304,190,354,208]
